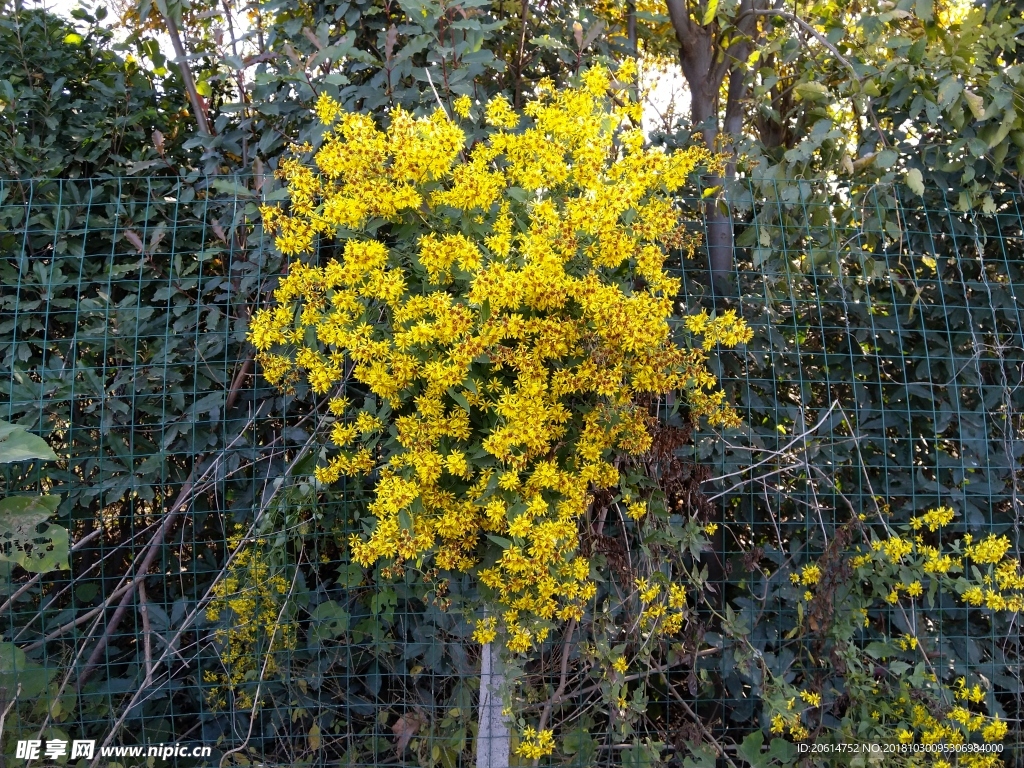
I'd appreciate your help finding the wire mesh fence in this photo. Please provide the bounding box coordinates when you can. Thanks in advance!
[0,176,1022,766]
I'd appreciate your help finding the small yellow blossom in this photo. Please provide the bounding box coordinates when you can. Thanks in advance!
[516,727,555,759]
[452,94,473,118]
[800,690,822,707]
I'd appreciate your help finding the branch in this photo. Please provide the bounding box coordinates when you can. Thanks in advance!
[75,469,200,689]
[660,670,740,768]
[138,581,154,689]
[92,412,323,762]
[514,0,530,109]
[746,10,857,77]
[664,0,695,48]
[160,11,213,136]
[537,619,576,734]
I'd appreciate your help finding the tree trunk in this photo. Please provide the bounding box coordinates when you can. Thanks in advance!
[664,0,762,297]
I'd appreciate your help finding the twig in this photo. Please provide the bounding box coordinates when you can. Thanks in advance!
[225,355,254,412]
[22,579,140,651]
[159,11,212,135]
[75,469,199,689]
[218,551,303,767]
[93,417,323,764]
[531,649,722,710]
[743,10,889,148]
[424,68,449,118]
[513,0,530,108]
[33,606,110,743]
[75,403,265,687]
[661,672,740,768]
[537,619,576,733]
[139,581,154,688]
[707,401,838,491]
[746,10,855,76]
[0,684,21,744]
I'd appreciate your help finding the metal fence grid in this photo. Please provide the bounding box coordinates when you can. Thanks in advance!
[0,176,1021,766]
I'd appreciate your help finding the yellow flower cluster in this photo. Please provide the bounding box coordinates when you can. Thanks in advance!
[203,539,296,709]
[851,521,1023,611]
[789,563,821,586]
[909,505,955,531]
[768,695,811,741]
[684,309,755,350]
[248,64,741,654]
[818,507,1022,760]
[632,577,688,635]
[515,726,555,759]
[964,533,1012,565]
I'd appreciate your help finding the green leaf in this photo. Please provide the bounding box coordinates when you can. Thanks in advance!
[398,509,414,531]
[0,420,57,463]
[0,642,54,697]
[874,149,898,169]
[486,534,512,549]
[767,738,797,762]
[447,388,472,413]
[905,168,925,196]
[341,562,364,587]
[310,601,350,642]
[737,731,766,768]
[937,76,962,108]
[963,90,985,120]
[682,743,718,768]
[0,496,68,573]
[702,0,720,25]
[793,82,829,102]
[562,729,596,762]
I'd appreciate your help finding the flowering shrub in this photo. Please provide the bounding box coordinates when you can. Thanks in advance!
[247,62,756,757]
[241,62,1024,765]
[250,73,743,633]
[758,505,1019,765]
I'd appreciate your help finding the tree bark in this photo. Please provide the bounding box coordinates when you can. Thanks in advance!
[664,0,763,297]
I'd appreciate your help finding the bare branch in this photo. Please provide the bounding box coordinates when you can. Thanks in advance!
[159,11,213,136]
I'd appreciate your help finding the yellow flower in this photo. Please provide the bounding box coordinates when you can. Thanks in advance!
[484,94,519,128]
[965,534,1012,565]
[798,564,821,586]
[612,656,628,675]
[909,505,955,531]
[453,94,473,118]
[627,501,647,520]
[982,716,1007,742]
[800,690,822,707]
[473,617,498,644]
[515,727,555,759]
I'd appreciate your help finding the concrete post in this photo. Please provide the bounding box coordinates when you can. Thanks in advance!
[475,642,511,768]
